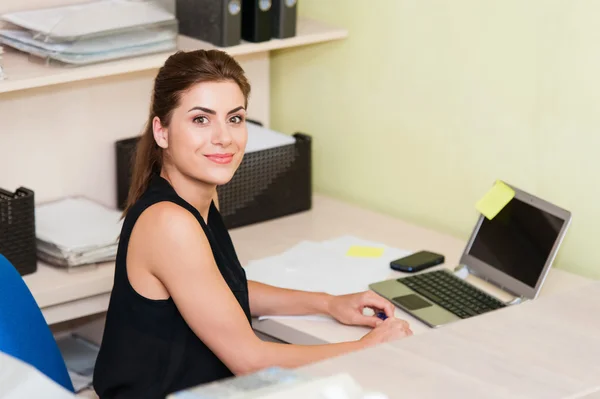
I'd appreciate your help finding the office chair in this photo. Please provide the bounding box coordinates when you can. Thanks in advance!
[0,254,74,392]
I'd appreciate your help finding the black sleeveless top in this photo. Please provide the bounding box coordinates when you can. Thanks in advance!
[93,174,251,398]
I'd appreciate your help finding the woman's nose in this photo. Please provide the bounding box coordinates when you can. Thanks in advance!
[212,123,233,146]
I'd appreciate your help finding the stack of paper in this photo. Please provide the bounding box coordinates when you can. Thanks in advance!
[56,334,100,393]
[245,122,296,153]
[0,0,177,66]
[35,197,123,268]
[168,368,376,399]
[244,236,412,297]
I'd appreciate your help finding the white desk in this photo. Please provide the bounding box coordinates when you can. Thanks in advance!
[25,194,591,338]
[21,194,594,399]
[244,195,591,344]
[298,280,600,399]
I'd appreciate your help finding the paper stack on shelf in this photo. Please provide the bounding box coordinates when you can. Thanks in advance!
[35,197,123,268]
[0,0,178,66]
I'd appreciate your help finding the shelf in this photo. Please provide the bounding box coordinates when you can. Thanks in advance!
[23,261,115,309]
[0,18,347,94]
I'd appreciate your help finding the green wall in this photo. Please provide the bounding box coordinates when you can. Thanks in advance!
[269,0,600,279]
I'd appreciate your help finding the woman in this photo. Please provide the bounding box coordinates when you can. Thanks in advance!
[93,49,412,398]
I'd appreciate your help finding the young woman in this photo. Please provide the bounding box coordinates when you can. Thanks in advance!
[93,49,412,398]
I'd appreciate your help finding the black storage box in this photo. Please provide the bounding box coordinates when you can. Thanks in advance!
[115,130,312,229]
[0,187,37,276]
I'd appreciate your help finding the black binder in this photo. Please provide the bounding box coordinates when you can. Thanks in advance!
[175,0,242,47]
[272,0,297,39]
[242,0,272,43]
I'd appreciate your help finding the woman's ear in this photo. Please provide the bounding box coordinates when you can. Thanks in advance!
[152,116,169,149]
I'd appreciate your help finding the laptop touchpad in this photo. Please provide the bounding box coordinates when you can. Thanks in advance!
[393,294,433,310]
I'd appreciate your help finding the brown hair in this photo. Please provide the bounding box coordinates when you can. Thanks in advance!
[123,50,251,215]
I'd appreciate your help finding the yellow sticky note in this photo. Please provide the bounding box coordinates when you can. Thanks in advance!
[476,180,515,220]
[346,246,385,258]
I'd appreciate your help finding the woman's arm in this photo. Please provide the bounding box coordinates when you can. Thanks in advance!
[248,281,332,316]
[139,203,412,376]
[248,281,399,328]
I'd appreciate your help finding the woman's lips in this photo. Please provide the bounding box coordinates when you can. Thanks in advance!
[205,153,234,164]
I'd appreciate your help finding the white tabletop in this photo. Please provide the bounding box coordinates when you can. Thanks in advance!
[20,194,596,399]
[230,195,591,344]
[298,280,600,399]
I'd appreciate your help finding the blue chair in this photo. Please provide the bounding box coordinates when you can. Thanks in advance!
[0,254,74,392]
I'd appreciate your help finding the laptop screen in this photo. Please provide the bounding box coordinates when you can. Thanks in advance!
[467,197,566,288]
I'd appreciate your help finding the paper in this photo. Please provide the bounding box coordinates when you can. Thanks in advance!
[476,180,515,220]
[168,368,369,399]
[244,236,411,297]
[245,123,296,153]
[34,197,123,267]
[0,352,75,398]
[1,0,176,40]
[56,334,99,392]
[35,197,123,252]
[168,367,307,398]
[346,245,384,258]
[0,28,176,55]
[0,29,176,65]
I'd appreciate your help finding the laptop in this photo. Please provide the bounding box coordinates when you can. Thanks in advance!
[369,182,572,328]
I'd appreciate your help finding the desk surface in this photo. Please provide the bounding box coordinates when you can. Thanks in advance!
[25,194,591,333]
[239,196,591,344]
[299,281,600,399]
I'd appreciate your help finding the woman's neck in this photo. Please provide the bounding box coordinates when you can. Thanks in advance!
[160,167,216,222]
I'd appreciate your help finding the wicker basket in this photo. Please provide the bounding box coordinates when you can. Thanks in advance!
[115,128,312,229]
[115,136,139,210]
[0,187,37,276]
[216,132,312,228]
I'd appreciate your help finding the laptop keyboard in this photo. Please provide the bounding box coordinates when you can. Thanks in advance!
[398,270,506,319]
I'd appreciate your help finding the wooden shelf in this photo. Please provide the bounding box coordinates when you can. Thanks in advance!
[0,18,347,94]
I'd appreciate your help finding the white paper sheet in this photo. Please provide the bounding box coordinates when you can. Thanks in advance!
[0,352,75,398]
[0,30,175,65]
[0,28,176,55]
[35,197,123,253]
[1,0,175,40]
[244,236,412,297]
[245,123,296,154]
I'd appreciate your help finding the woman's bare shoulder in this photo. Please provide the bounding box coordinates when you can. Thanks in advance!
[132,201,204,251]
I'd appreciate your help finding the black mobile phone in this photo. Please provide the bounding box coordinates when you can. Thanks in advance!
[390,250,445,273]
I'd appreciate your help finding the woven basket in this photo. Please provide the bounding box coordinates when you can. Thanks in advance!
[0,187,37,276]
[216,132,312,228]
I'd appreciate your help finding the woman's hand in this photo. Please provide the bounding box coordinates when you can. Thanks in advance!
[360,317,413,346]
[327,290,398,328]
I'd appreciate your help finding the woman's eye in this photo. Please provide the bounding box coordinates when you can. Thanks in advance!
[230,115,243,124]
[193,116,209,124]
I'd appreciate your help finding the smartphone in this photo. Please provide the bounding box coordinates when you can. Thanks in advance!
[390,250,445,273]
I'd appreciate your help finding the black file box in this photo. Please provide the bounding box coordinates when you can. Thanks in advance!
[0,187,37,276]
[115,130,312,229]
